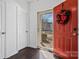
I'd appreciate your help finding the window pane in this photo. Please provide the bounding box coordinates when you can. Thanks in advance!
[42,13,53,32]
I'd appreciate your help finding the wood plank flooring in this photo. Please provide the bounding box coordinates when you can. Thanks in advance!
[7,47,40,59]
[7,47,62,59]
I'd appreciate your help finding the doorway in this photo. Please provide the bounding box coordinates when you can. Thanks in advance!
[37,9,53,51]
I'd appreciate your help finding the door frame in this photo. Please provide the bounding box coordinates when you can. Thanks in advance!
[37,9,54,49]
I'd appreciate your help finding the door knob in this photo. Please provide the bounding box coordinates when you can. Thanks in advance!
[73,28,77,31]
[2,32,6,35]
[72,28,77,36]
[26,31,28,32]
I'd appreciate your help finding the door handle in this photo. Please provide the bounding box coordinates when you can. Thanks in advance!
[26,31,28,32]
[1,32,6,35]
[72,28,77,36]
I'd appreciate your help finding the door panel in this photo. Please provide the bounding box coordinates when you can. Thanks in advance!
[6,2,17,58]
[17,7,28,50]
[0,2,6,58]
[54,0,78,59]
[1,2,6,58]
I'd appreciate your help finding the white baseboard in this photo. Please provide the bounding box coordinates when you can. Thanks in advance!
[5,51,18,58]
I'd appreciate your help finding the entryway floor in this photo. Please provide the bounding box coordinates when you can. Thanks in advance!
[7,47,39,59]
[7,47,55,59]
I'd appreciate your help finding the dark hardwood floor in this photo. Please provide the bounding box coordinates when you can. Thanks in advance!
[7,47,61,59]
[7,47,40,59]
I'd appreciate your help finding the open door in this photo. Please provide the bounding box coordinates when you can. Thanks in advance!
[53,0,78,59]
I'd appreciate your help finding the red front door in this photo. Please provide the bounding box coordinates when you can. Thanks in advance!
[53,0,78,59]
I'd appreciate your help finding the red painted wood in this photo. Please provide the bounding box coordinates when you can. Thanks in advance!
[53,0,78,59]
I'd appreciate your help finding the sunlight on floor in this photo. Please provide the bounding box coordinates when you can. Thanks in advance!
[40,50,55,59]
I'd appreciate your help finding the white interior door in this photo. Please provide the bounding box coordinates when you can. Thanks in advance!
[0,2,6,59]
[18,7,28,50]
[6,2,17,58]
[1,2,6,58]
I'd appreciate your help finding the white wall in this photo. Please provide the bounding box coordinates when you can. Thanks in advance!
[29,0,65,48]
